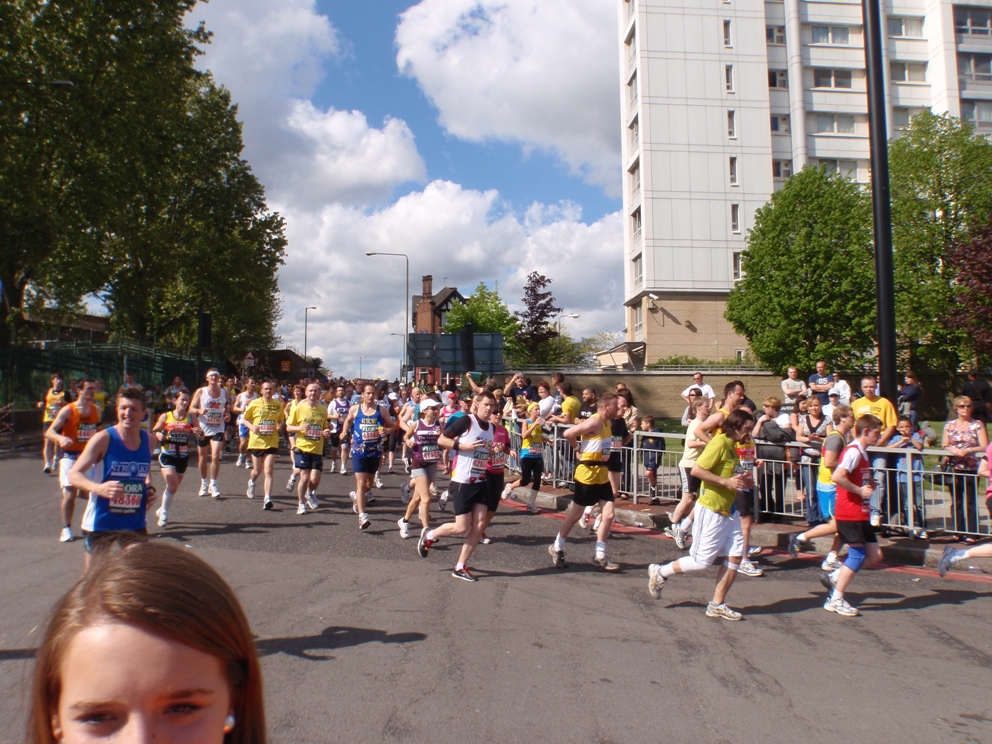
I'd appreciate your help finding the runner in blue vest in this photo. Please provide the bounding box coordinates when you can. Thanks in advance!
[340,382,395,530]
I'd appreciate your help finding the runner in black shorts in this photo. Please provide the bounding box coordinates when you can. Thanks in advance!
[151,388,198,528]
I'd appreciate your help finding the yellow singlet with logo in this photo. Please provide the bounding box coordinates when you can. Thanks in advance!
[287,401,328,455]
[574,414,611,486]
[245,398,285,450]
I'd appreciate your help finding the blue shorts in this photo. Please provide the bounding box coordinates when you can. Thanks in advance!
[239,423,250,438]
[816,484,836,520]
[293,450,323,472]
[352,454,381,474]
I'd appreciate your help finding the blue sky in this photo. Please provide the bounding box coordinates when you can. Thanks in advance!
[191,0,625,378]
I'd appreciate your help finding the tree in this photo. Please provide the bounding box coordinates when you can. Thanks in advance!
[946,222,992,367]
[725,166,877,373]
[889,111,992,378]
[513,272,562,365]
[443,282,522,361]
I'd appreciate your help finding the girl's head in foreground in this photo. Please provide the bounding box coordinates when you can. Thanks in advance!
[30,540,264,744]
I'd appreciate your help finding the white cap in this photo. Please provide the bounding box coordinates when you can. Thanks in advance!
[828,387,842,397]
[420,398,441,408]
[388,392,398,400]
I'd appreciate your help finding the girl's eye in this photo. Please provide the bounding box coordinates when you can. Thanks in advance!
[166,703,203,715]
[77,711,116,725]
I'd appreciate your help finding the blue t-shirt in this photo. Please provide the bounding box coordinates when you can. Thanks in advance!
[808,372,833,405]
[82,428,151,533]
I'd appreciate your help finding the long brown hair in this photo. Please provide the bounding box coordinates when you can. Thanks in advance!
[29,540,265,743]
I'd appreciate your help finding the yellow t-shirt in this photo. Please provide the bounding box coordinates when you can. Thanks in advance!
[696,433,751,516]
[43,389,70,422]
[574,414,610,485]
[851,396,896,429]
[92,391,109,415]
[243,398,285,450]
[561,396,581,422]
[287,401,328,455]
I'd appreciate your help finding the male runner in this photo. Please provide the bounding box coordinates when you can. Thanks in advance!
[285,382,330,514]
[819,414,884,617]
[327,384,351,474]
[68,387,156,570]
[548,393,622,571]
[416,390,496,581]
[39,374,71,473]
[231,377,259,469]
[45,379,101,542]
[340,383,395,530]
[242,380,286,510]
[189,369,230,497]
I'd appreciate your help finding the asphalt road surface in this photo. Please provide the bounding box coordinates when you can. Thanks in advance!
[2,449,992,743]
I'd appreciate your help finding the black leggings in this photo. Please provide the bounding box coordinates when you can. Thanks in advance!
[519,457,544,488]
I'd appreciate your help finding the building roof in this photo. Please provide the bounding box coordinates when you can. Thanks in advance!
[411,287,466,324]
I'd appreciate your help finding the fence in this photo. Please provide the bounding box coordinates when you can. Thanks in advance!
[502,418,992,540]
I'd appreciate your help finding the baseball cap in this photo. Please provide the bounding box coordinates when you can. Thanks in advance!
[420,398,440,408]
[828,387,841,397]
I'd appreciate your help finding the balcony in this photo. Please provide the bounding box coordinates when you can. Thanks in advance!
[960,72,992,92]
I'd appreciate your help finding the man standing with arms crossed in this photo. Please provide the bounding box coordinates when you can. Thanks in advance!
[851,375,897,526]
[46,379,101,543]
[189,369,230,498]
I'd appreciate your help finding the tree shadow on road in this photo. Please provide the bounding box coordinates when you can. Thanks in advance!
[151,519,341,541]
[855,587,992,612]
[0,647,36,662]
[254,626,427,661]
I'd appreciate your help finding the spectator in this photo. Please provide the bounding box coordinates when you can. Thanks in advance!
[941,395,988,536]
[831,372,852,406]
[780,366,807,416]
[550,372,566,413]
[550,382,581,425]
[823,388,842,421]
[681,387,703,427]
[753,397,792,519]
[640,415,666,504]
[961,370,992,424]
[608,399,633,501]
[796,395,832,525]
[897,372,922,431]
[536,380,556,419]
[681,373,715,404]
[808,360,833,405]
[851,375,898,527]
[618,389,639,430]
[887,415,926,537]
[578,388,598,420]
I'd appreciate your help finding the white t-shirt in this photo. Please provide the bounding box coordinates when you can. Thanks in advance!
[538,396,555,418]
[682,383,715,399]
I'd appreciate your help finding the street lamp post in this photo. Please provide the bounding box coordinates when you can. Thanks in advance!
[366,252,410,381]
[390,333,405,380]
[304,306,316,367]
[557,313,580,363]
[359,355,367,380]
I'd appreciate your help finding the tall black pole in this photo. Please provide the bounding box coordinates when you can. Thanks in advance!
[862,0,898,400]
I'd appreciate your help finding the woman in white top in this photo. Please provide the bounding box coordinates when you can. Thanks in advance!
[664,397,711,549]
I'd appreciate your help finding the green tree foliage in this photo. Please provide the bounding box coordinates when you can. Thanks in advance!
[443,282,522,361]
[725,166,877,373]
[889,111,992,377]
[0,0,285,359]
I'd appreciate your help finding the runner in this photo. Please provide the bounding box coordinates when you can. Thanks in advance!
[787,405,854,569]
[45,379,101,543]
[284,385,305,494]
[548,393,622,572]
[398,386,424,473]
[231,378,259,469]
[327,385,351,475]
[340,383,395,530]
[242,380,286,511]
[665,396,711,549]
[397,398,442,538]
[646,408,756,620]
[68,387,156,570]
[416,391,497,581]
[151,388,198,528]
[479,405,511,544]
[818,414,884,617]
[39,374,72,473]
[502,401,544,514]
[189,369,230,498]
[285,382,330,515]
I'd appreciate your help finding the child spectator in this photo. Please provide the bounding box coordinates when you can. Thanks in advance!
[640,415,666,504]
[887,416,925,537]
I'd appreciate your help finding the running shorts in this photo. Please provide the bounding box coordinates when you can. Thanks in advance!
[83,528,148,554]
[352,454,381,474]
[452,481,490,516]
[816,484,837,520]
[60,456,95,490]
[734,488,755,519]
[197,432,225,447]
[249,447,279,458]
[519,457,543,488]
[239,423,250,438]
[836,519,877,545]
[158,453,189,474]
[411,463,438,481]
[293,450,323,472]
[679,467,701,495]
[688,504,744,566]
[328,432,342,448]
[573,481,613,507]
[486,472,505,512]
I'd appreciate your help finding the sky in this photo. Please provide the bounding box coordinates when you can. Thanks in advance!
[187,0,625,379]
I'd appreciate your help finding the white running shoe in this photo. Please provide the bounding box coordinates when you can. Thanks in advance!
[821,555,842,571]
[208,483,220,499]
[824,596,859,617]
[340,464,347,475]
[286,474,296,492]
[429,483,437,497]
[439,490,449,511]
[244,459,252,470]
[236,455,244,468]
[296,502,307,515]
[246,479,255,499]
[328,460,336,474]
[397,518,411,539]
[404,458,410,474]
[578,513,589,529]
[59,526,74,543]
[263,496,273,511]
[400,482,411,504]
[359,513,371,530]
[350,491,358,514]
[501,483,513,500]
[198,481,209,497]
[648,564,665,599]
[738,559,764,577]
[156,507,168,528]
[593,515,602,532]
[374,474,383,489]
[306,491,319,510]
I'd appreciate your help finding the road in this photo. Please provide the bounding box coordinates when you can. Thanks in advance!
[2,449,992,743]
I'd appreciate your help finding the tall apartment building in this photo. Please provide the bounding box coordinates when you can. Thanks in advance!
[618,0,992,363]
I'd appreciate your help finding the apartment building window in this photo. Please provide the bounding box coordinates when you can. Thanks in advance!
[818,159,858,178]
[891,62,927,83]
[772,159,793,178]
[888,17,923,37]
[729,157,738,185]
[732,251,744,280]
[625,0,635,22]
[766,26,785,44]
[628,73,638,108]
[770,114,791,133]
[892,107,927,129]
[955,7,991,36]
[727,110,736,138]
[726,64,734,92]
[813,68,853,89]
[736,349,745,362]
[958,54,992,86]
[632,303,644,338]
[626,31,637,69]
[632,208,642,239]
[730,204,740,233]
[630,160,641,198]
[632,254,643,287]
[768,70,788,88]
[811,25,850,45]
[629,117,639,149]
[724,20,732,46]
[962,101,992,130]
[814,113,856,133]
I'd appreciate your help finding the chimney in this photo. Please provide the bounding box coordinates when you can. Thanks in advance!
[422,275,433,297]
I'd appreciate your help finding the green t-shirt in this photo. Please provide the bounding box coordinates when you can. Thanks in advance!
[561,396,581,421]
[695,432,746,515]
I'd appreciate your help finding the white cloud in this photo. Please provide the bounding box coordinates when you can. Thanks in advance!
[396,0,622,194]
[189,0,426,208]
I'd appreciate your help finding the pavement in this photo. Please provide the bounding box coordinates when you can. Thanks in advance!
[3,447,992,742]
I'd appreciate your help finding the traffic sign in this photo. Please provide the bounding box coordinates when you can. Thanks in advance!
[243,351,256,368]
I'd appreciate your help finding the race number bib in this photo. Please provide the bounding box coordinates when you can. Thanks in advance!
[734,444,756,476]
[305,424,323,441]
[110,481,144,514]
[204,406,222,426]
[611,436,623,452]
[77,424,97,443]
[47,405,61,418]
[528,441,543,456]
[471,447,490,475]
[258,419,276,436]
[420,442,441,462]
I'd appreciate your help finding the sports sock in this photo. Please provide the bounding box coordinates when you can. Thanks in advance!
[162,490,175,511]
[554,534,566,551]
[830,568,840,583]
[831,588,843,601]
[595,540,607,559]
[680,516,693,532]
[826,550,838,563]
[209,478,217,488]
[455,562,465,571]
[426,530,435,541]
[796,532,807,542]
